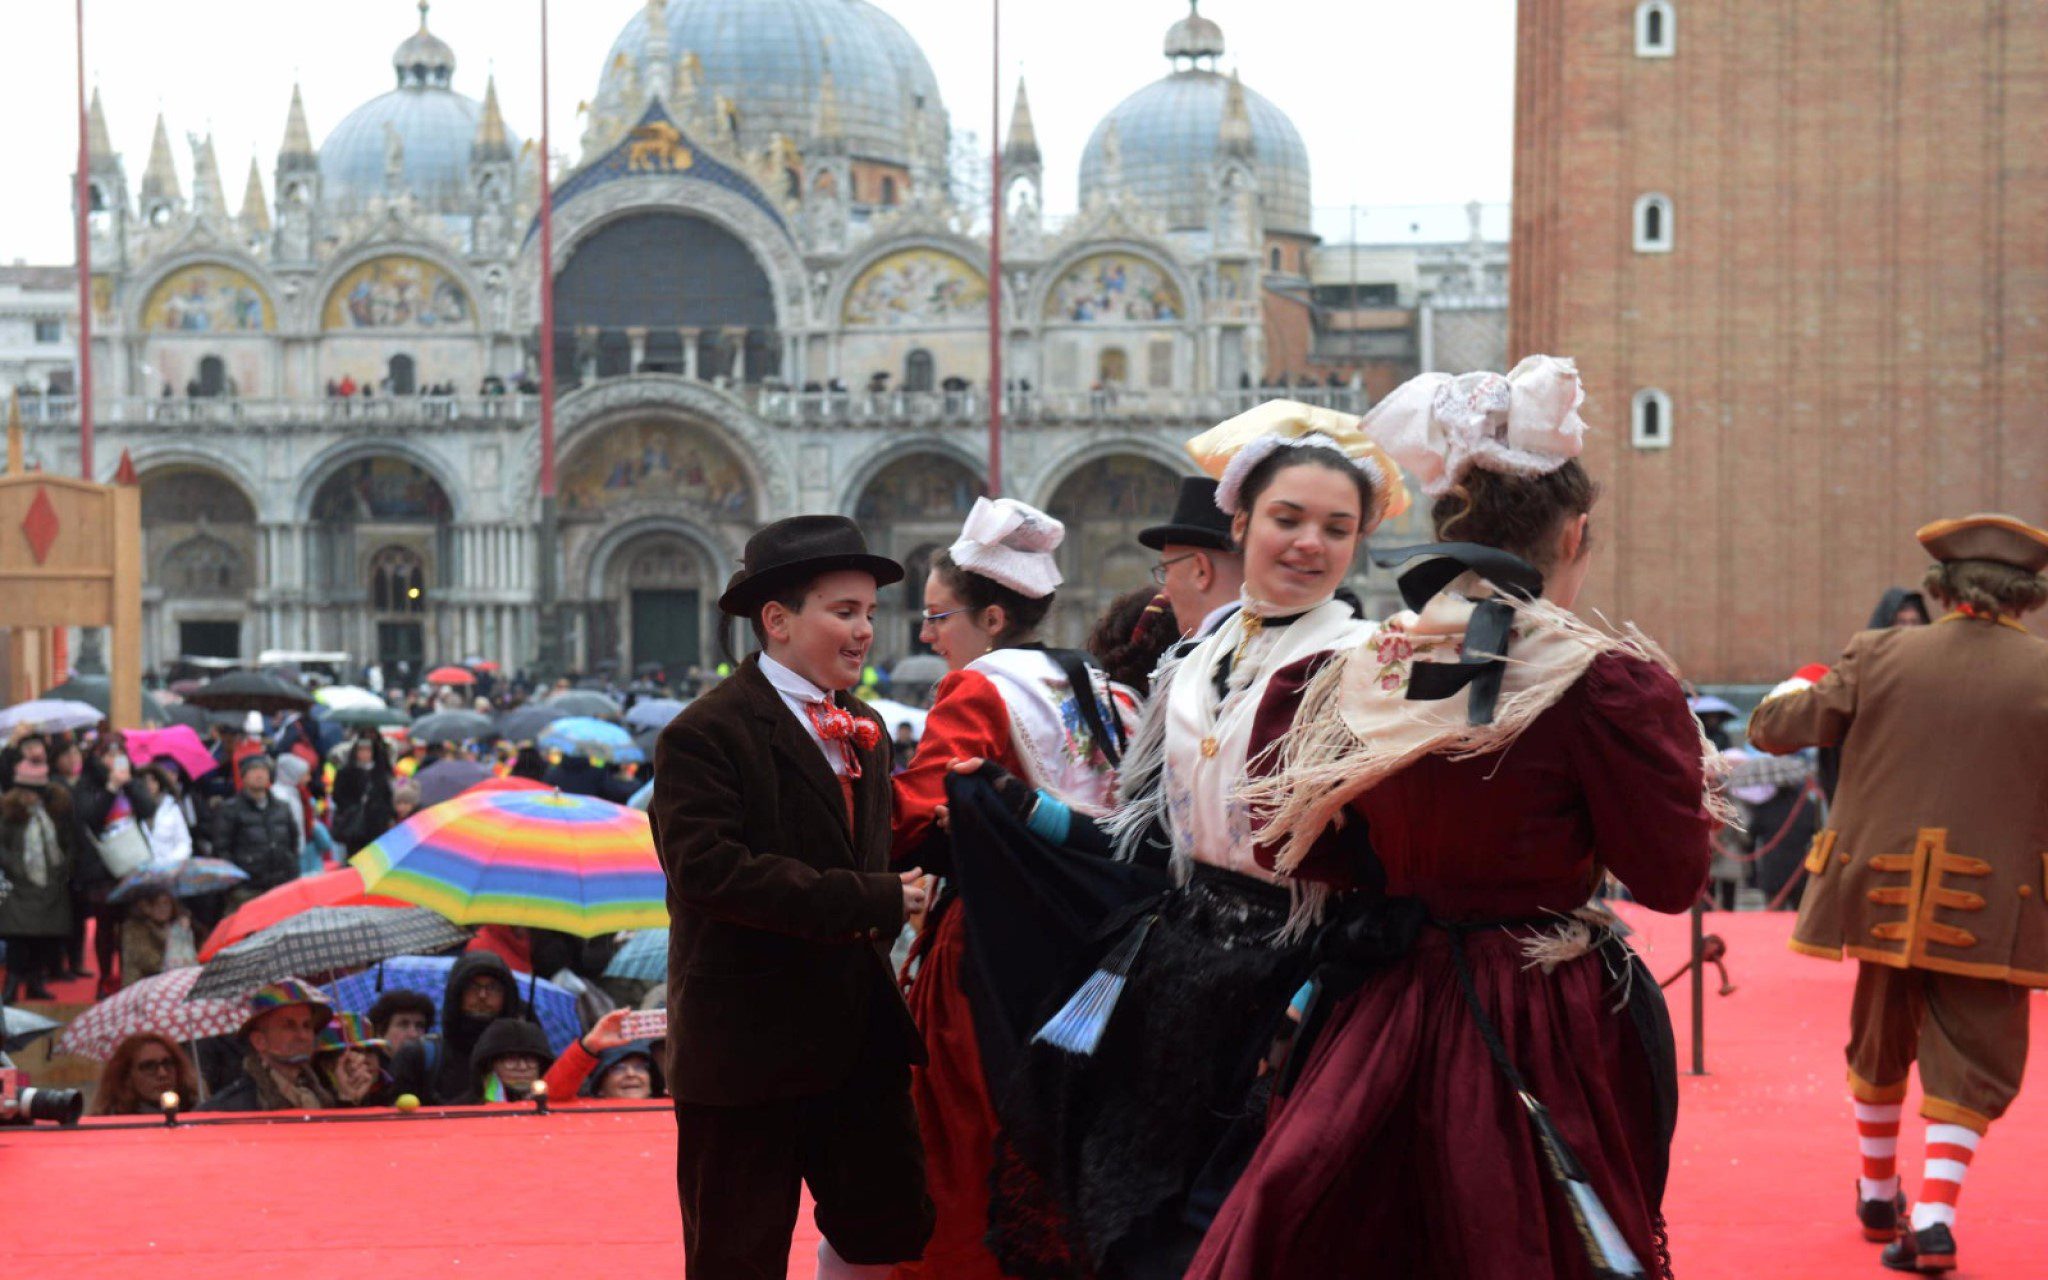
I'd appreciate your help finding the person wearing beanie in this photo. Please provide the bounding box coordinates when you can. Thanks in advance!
[211,754,301,905]
[464,1017,555,1103]
[889,496,1139,1280]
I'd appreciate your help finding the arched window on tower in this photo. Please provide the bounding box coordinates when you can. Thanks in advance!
[1631,388,1673,449]
[1635,1,1676,57]
[880,175,899,206]
[1634,193,1673,253]
[1269,246,1283,271]
[904,349,935,393]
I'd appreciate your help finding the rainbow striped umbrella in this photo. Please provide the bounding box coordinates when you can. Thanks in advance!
[350,789,666,938]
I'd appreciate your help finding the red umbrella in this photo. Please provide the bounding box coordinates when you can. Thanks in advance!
[470,660,502,673]
[426,666,477,686]
[199,866,411,960]
[461,775,549,797]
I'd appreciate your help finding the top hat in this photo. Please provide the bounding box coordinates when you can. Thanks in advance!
[1917,514,2048,573]
[1138,477,1236,553]
[718,516,904,617]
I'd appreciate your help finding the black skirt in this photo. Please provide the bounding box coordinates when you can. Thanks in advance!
[993,863,1315,1279]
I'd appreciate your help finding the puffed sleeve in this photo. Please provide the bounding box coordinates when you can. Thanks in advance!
[891,668,1016,864]
[1747,632,1870,755]
[1566,653,1716,913]
[1248,651,1377,891]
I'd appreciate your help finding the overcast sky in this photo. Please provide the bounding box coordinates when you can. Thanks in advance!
[0,0,1516,265]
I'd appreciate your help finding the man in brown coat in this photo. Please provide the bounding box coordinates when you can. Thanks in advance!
[651,515,933,1280]
[1750,513,2048,1274]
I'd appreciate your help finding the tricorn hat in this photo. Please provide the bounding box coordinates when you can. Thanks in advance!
[1916,514,2048,573]
[718,515,904,617]
[1138,477,1236,553]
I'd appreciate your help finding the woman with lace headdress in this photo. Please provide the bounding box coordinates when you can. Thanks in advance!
[1184,357,1720,1280]
[994,402,1409,1280]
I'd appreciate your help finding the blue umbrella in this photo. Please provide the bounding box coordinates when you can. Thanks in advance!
[323,954,583,1055]
[624,698,688,731]
[604,928,668,982]
[109,857,250,904]
[539,715,644,764]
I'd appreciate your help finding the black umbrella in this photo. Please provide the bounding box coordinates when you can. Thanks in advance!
[545,690,622,720]
[183,671,314,714]
[414,758,494,808]
[40,676,172,726]
[409,710,496,745]
[325,703,411,729]
[186,906,470,1000]
[496,704,567,743]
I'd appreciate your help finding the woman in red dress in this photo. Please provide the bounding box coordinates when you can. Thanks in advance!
[892,496,1133,1280]
[1187,358,1721,1280]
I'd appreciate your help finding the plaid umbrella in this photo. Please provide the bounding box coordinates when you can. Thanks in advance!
[200,866,411,960]
[1,1004,62,1051]
[188,906,471,1000]
[109,857,249,904]
[54,967,246,1062]
[604,928,669,982]
[325,955,582,1055]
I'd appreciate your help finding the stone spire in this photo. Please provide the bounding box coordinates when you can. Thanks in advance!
[1097,117,1124,196]
[1004,79,1039,168]
[1217,69,1254,160]
[813,60,843,145]
[140,112,182,206]
[191,133,228,217]
[279,83,316,167]
[240,157,270,232]
[87,87,115,160]
[473,73,512,161]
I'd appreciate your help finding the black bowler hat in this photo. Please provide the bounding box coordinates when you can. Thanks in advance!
[718,516,904,617]
[1138,477,1236,553]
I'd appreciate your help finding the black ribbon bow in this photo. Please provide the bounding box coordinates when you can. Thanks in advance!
[1369,542,1545,727]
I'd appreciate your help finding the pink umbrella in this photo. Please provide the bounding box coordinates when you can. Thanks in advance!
[121,725,219,780]
[53,966,248,1062]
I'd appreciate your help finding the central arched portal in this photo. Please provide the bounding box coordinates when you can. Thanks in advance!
[140,465,259,668]
[595,530,716,679]
[852,452,984,664]
[1044,453,1182,648]
[308,456,454,681]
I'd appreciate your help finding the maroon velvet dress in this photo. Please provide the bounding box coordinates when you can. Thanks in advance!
[1185,651,1715,1280]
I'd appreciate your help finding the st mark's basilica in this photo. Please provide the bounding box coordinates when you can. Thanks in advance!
[28,0,1502,677]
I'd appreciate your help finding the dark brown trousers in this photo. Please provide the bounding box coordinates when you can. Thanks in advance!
[1846,961,2032,1132]
[674,1021,932,1279]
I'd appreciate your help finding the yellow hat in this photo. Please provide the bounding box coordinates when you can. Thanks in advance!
[1916,514,2048,573]
[1187,399,1412,527]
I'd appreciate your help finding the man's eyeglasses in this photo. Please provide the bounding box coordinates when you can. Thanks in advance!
[919,606,970,627]
[1150,553,1199,585]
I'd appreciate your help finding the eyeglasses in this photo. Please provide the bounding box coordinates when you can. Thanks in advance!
[1150,552,1199,585]
[919,606,970,627]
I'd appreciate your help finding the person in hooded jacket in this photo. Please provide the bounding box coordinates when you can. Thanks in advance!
[542,1007,667,1100]
[466,1016,555,1103]
[387,950,526,1105]
[331,733,398,854]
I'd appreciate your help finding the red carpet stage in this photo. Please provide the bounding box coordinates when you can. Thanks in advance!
[6,910,2043,1277]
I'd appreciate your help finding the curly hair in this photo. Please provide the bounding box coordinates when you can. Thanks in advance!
[1922,560,2048,617]
[929,550,1053,645]
[92,1032,200,1116]
[1430,460,1601,573]
[1087,588,1180,696]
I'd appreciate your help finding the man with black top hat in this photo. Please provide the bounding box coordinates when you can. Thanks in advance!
[1750,513,2048,1274]
[650,515,934,1280]
[1140,475,1244,639]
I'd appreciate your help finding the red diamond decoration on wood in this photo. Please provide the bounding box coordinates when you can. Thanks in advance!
[22,485,59,564]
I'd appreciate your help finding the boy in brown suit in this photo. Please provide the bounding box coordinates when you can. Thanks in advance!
[651,515,934,1279]
[1750,513,2048,1274]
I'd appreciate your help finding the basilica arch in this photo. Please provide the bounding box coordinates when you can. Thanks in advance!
[846,446,986,662]
[300,449,458,676]
[138,462,261,668]
[1040,449,1186,648]
[577,516,732,679]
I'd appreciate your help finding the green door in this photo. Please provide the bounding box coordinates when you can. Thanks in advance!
[632,589,700,675]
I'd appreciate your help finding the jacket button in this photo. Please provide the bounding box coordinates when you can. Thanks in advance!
[1838,853,1851,866]
[2020,885,2033,898]
[868,928,884,940]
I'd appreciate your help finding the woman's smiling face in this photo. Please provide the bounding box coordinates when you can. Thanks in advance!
[1232,462,1365,610]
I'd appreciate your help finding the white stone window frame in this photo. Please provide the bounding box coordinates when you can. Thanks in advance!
[1634,193,1674,253]
[1636,1,1676,57]
[1631,387,1673,450]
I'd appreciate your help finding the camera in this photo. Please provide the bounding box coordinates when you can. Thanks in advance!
[0,1066,84,1126]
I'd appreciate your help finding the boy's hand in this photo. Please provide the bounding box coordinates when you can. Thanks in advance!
[899,867,929,919]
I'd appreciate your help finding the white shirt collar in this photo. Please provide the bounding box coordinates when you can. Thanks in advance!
[758,652,830,705]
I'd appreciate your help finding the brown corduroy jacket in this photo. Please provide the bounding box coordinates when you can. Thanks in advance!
[650,655,920,1106]
[1750,614,2048,987]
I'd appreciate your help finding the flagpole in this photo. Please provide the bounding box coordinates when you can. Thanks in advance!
[535,0,563,675]
[986,0,1003,496]
[73,0,94,480]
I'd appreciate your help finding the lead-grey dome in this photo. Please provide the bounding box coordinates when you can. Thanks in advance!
[600,0,946,168]
[319,6,518,212]
[1079,9,1311,237]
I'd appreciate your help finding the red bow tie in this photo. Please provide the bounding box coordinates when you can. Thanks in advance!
[805,699,880,777]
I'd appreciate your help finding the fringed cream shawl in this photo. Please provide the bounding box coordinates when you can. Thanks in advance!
[1247,576,1736,879]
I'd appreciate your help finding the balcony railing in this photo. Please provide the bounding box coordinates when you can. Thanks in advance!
[14,383,1366,431]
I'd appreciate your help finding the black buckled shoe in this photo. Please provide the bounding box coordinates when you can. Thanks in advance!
[1882,1221,1958,1273]
[1857,1183,1907,1242]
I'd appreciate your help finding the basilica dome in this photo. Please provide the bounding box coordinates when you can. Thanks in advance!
[598,0,946,167]
[319,4,518,211]
[1078,5,1312,237]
